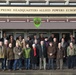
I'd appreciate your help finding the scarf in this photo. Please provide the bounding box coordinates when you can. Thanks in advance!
[33,47,36,56]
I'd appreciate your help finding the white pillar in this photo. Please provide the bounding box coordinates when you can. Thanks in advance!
[45,0,49,5]
[1,30,3,38]
[73,30,75,37]
[65,0,69,5]
[6,0,9,5]
[26,0,29,5]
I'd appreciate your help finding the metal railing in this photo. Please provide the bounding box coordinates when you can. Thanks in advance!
[0,0,76,5]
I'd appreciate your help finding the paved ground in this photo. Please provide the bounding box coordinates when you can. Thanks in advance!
[0,69,76,75]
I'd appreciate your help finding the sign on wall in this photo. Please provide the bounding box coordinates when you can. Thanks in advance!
[0,6,76,14]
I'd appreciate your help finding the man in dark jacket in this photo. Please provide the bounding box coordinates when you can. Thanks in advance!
[39,41,47,70]
[56,43,65,70]
[47,42,56,70]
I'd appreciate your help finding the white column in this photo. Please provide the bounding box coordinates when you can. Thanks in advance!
[65,0,69,5]
[45,0,49,5]
[6,0,9,5]
[73,30,75,37]
[60,32,62,40]
[24,31,27,40]
[26,0,29,5]
[1,30,3,38]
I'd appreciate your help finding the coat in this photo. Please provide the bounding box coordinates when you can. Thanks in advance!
[3,45,8,58]
[0,45,8,59]
[38,44,47,58]
[67,46,75,57]
[30,47,38,64]
[0,46,4,58]
[13,47,22,59]
[23,48,31,58]
[7,47,14,60]
[56,47,65,59]
[53,42,58,58]
[47,46,56,59]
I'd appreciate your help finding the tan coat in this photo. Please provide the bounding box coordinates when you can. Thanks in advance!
[7,47,14,60]
[13,47,23,59]
[0,46,4,58]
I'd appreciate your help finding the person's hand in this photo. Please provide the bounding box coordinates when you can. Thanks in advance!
[64,56,65,57]
[50,53,52,56]
[18,53,21,55]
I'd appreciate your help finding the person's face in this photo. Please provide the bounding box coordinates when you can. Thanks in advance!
[49,43,52,47]
[27,37,30,40]
[53,38,56,42]
[34,35,37,39]
[70,35,73,38]
[40,34,43,37]
[26,44,29,48]
[58,43,61,48]
[70,43,73,47]
[51,34,54,38]
[63,34,65,38]
[45,38,48,41]
[9,43,12,48]
[0,42,2,46]
[19,36,22,40]
[32,44,35,48]
[41,41,44,45]
[4,40,8,45]
[62,38,64,42]
[34,40,37,44]
[10,36,13,40]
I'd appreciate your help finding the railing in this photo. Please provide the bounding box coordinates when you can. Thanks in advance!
[0,0,76,5]
[0,17,76,22]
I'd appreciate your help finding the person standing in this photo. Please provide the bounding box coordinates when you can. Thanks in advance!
[23,44,31,70]
[56,43,65,70]
[7,43,14,71]
[13,42,23,70]
[0,41,6,71]
[3,40,8,70]
[30,44,38,70]
[67,42,75,69]
[39,41,47,70]
[47,42,56,70]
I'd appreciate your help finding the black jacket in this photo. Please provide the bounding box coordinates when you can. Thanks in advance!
[39,44,47,58]
[30,47,38,64]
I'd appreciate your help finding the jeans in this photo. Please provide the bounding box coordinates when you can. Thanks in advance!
[48,58,54,69]
[13,58,22,70]
[67,56,74,69]
[56,58,63,69]
[39,58,46,70]
[25,58,30,69]
[8,60,14,70]
[2,58,6,70]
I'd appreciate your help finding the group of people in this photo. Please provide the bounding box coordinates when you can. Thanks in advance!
[0,32,76,71]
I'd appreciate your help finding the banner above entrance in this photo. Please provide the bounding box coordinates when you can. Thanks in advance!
[0,6,76,15]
